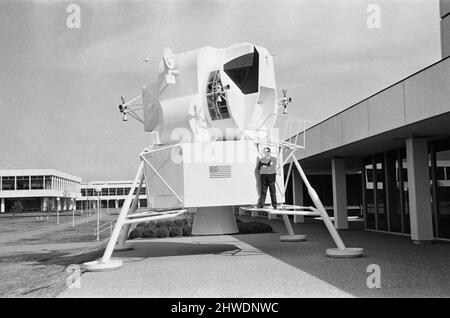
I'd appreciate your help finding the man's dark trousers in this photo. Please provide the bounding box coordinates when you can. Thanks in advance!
[258,173,277,208]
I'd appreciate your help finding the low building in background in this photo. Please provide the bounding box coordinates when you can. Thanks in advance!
[0,169,81,213]
[76,180,148,211]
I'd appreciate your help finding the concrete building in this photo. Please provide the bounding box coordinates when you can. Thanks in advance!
[285,1,450,242]
[0,169,81,213]
[76,180,148,211]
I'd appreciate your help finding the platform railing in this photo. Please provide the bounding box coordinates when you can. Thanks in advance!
[244,113,306,151]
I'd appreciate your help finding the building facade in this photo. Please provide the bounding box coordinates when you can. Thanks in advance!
[285,2,450,242]
[0,169,81,213]
[76,180,148,211]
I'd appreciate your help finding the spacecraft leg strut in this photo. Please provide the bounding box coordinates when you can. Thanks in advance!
[291,153,363,257]
[83,160,187,272]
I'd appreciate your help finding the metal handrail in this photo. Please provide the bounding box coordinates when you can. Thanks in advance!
[93,220,115,236]
[245,113,306,150]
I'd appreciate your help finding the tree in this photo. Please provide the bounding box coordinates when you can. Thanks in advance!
[62,190,70,211]
[11,201,24,218]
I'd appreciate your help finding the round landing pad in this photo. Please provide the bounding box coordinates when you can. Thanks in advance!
[114,243,134,252]
[82,259,123,272]
[326,247,364,258]
[280,234,307,242]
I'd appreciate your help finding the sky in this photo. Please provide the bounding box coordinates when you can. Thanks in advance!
[0,0,442,181]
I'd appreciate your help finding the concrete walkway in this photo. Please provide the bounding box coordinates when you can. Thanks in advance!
[59,234,354,298]
[58,217,450,298]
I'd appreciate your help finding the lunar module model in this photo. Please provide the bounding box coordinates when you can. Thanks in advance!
[84,43,363,271]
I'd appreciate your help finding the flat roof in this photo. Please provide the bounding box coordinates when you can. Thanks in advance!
[0,169,82,183]
[81,180,143,187]
[289,56,450,170]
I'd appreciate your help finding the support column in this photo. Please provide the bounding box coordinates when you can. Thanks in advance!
[406,138,434,243]
[292,168,304,223]
[115,200,118,209]
[332,158,348,229]
[1,198,5,213]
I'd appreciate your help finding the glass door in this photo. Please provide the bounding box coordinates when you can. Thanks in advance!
[433,138,450,239]
[363,156,376,230]
[386,150,402,233]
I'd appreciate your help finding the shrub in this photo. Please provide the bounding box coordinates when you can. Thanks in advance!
[182,224,192,236]
[174,219,186,227]
[129,228,143,239]
[157,220,175,229]
[142,226,157,238]
[155,226,169,238]
[237,221,272,234]
[169,226,183,237]
[11,201,24,217]
[136,222,147,229]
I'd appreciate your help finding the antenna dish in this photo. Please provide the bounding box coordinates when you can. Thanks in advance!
[163,47,176,70]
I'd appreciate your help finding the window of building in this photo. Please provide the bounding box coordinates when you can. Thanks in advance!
[81,189,86,196]
[109,188,117,196]
[139,199,147,208]
[432,138,450,239]
[436,166,446,181]
[44,176,52,189]
[117,188,124,196]
[1,177,15,190]
[400,149,411,234]
[101,188,108,196]
[363,156,376,230]
[30,176,44,190]
[16,176,30,190]
[386,150,403,233]
[363,150,411,234]
[375,154,388,231]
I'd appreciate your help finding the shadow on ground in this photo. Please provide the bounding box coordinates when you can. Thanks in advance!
[233,216,450,297]
[0,247,105,297]
[116,240,239,259]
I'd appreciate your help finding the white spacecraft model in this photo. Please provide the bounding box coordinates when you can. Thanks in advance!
[83,43,363,271]
[140,43,282,234]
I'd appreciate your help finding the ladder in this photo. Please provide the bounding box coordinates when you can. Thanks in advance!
[244,113,363,257]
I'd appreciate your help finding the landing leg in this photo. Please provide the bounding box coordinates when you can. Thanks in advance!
[292,157,363,258]
[279,161,306,242]
[280,214,307,242]
[83,161,144,271]
[115,173,145,252]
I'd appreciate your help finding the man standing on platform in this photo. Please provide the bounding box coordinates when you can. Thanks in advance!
[257,147,278,209]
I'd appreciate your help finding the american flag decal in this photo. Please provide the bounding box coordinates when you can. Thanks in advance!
[209,165,232,178]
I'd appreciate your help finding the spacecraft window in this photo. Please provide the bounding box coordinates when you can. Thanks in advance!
[223,47,259,95]
[206,70,231,121]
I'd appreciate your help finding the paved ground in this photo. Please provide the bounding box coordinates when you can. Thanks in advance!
[59,216,450,298]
